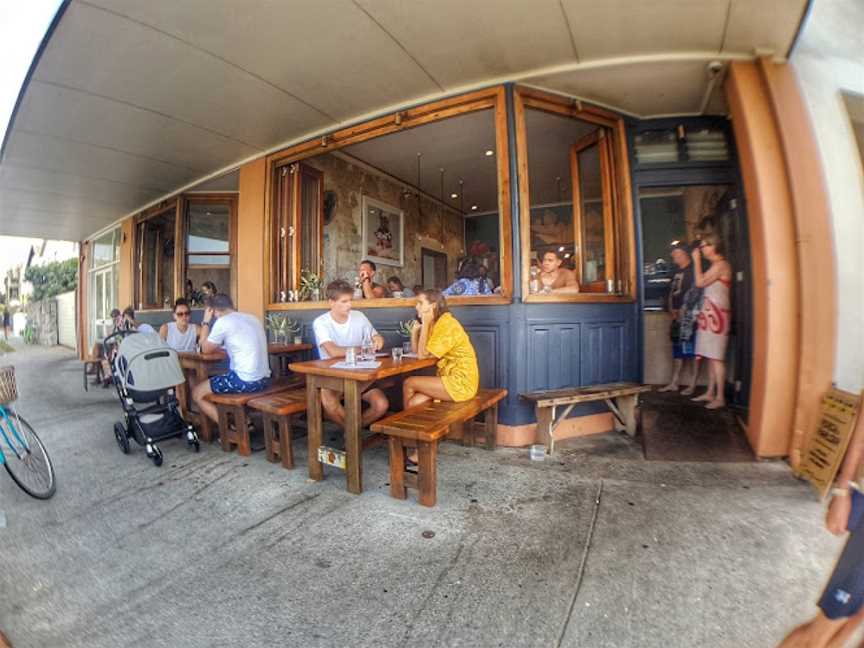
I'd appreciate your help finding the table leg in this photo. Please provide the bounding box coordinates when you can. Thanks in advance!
[307,377,324,481]
[344,379,362,495]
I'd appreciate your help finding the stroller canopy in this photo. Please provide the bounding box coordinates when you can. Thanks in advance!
[116,332,185,392]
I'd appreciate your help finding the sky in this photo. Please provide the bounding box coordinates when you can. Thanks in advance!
[0,1,66,280]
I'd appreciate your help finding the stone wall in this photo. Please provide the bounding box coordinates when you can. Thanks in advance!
[303,152,465,289]
[24,299,58,346]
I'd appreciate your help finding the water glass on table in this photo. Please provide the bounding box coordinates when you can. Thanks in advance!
[391,346,403,362]
[345,347,357,366]
[402,341,412,355]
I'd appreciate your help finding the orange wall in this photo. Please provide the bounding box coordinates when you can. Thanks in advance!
[756,58,836,466]
[726,62,801,457]
[237,158,267,320]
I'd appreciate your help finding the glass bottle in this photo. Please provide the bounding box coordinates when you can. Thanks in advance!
[529,265,540,294]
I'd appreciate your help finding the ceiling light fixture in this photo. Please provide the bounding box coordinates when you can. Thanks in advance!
[485,150,494,157]
[471,205,478,211]
[451,193,458,199]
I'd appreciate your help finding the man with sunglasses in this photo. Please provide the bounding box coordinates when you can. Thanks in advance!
[159,298,201,352]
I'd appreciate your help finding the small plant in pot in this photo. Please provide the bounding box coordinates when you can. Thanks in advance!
[299,269,324,302]
[397,319,418,339]
[266,314,301,344]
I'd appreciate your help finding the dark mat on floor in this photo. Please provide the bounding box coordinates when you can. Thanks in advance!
[640,390,755,462]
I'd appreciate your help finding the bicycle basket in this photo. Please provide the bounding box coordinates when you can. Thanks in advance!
[0,365,17,405]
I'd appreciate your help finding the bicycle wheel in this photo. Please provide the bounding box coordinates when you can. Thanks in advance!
[3,413,56,499]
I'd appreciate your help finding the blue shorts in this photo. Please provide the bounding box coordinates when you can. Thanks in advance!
[819,490,864,619]
[209,370,270,395]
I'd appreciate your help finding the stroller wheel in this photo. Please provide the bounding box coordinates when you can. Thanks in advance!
[113,423,130,454]
[186,429,200,452]
[146,442,163,467]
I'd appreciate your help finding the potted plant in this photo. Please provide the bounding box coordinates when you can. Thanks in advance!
[397,319,418,339]
[266,314,301,344]
[299,269,324,302]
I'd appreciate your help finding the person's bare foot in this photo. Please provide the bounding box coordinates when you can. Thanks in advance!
[705,399,725,410]
[680,386,695,396]
[658,383,678,392]
[692,392,713,402]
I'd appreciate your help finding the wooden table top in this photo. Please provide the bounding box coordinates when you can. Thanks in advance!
[178,350,227,363]
[268,342,313,354]
[289,355,437,382]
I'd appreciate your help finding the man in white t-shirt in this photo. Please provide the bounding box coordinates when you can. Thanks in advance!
[192,294,271,424]
[313,280,388,427]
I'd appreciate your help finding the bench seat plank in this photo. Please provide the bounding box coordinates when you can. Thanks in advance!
[247,389,307,416]
[521,382,649,408]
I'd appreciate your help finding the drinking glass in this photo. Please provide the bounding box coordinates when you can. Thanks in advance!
[345,348,356,366]
[391,347,403,362]
[402,341,412,355]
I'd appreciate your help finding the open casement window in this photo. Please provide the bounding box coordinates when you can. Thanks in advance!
[183,196,237,306]
[134,195,237,310]
[571,130,617,292]
[516,86,635,303]
[271,162,324,303]
[135,202,179,310]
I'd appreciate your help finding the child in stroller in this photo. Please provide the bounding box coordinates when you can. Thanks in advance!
[105,329,200,466]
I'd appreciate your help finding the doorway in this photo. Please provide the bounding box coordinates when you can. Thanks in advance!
[638,182,754,459]
[421,248,448,289]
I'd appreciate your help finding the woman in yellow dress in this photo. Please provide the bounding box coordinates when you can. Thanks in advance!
[402,289,479,412]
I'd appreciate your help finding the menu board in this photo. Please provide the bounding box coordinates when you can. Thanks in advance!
[798,389,862,498]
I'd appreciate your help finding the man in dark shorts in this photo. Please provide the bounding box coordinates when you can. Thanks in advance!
[779,411,864,646]
[192,294,270,424]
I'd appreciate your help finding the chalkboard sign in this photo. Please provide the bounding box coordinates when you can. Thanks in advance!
[798,389,862,498]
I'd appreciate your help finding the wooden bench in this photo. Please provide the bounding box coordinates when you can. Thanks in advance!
[82,355,104,391]
[247,389,307,469]
[521,382,650,454]
[371,388,508,507]
[205,377,303,455]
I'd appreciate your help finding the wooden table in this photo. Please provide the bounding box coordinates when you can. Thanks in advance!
[521,382,650,454]
[268,342,313,377]
[289,355,438,494]
[177,350,227,442]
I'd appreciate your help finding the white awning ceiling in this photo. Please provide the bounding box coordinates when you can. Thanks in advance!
[0,0,809,241]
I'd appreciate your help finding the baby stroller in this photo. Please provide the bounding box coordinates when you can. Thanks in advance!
[105,329,200,466]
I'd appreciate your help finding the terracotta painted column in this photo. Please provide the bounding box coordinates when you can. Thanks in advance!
[756,57,836,467]
[237,158,267,321]
[725,61,800,457]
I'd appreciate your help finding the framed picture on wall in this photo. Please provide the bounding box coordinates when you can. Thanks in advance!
[361,195,404,267]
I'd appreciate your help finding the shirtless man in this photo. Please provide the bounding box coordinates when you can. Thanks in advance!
[539,250,579,294]
[358,259,387,299]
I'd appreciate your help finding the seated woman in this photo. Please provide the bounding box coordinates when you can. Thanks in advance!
[442,260,492,296]
[159,298,201,352]
[539,250,579,293]
[121,306,156,334]
[402,290,480,461]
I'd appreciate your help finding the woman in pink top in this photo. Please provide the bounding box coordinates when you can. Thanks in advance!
[691,234,732,410]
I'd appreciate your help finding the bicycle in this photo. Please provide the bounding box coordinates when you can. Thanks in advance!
[0,365,56,499]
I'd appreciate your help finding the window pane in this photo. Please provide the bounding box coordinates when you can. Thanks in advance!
[188,254,230,266]
[299,167,322,275]
[578,143,606,284]
[187,203,229,253]
[686,128,729,161]
[93,229,116,268]
[634,129,678,164]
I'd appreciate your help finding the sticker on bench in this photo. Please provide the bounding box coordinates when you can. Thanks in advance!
[318,446,346,470]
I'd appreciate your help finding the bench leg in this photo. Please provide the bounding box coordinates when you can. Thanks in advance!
[417,441,438,507]
[218,406,231,452]
[279,416,294,469]
[83,364,88,392]
[618,395,638,437]
[484,404,498,450]
[263,414,278,463]
[454,421,470,447]
[388,437,407,501]
[535,405,554,451]
[234,406,251,456]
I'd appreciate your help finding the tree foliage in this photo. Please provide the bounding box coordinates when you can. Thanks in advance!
[25,258,78,302]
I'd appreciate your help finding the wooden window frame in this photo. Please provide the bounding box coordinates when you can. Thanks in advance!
[133,194,238,311]
[515,86,636,304]
[264,86,513,310]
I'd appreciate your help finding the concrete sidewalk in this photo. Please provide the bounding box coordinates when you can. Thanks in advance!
[0,344,844,647]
